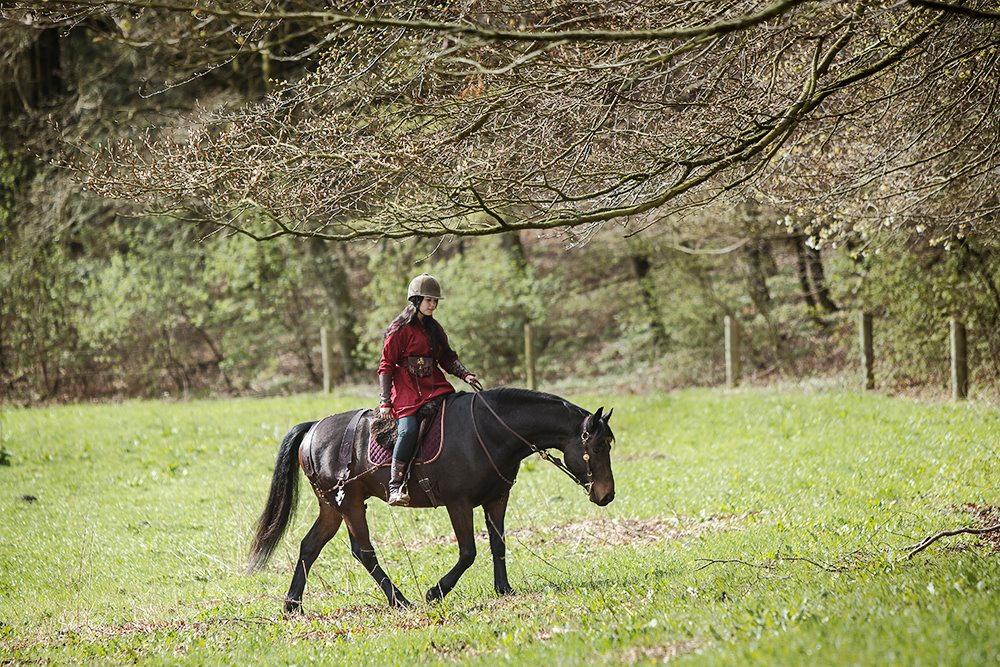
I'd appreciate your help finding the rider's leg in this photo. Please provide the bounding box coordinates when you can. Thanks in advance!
[388,415,419,505]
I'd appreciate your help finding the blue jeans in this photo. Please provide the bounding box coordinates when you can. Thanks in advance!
[392,415,420,463]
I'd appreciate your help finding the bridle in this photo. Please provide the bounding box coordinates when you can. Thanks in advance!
[470,392,595,495]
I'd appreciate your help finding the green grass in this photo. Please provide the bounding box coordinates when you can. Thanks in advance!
[1,388,997,665]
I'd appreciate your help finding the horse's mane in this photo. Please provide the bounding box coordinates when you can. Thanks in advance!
[485,386,588,417]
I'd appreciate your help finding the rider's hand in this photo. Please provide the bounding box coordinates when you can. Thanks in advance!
[379,406,392,418]
[465,374,483,391]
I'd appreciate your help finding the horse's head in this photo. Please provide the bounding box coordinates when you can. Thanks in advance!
[566,406,616,506]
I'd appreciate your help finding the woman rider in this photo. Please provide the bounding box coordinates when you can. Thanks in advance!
[378,274,482,506]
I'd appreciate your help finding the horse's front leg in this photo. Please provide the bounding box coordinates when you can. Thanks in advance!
[484,493,514,596]
[427,502,475,602]
[342,502,411,608]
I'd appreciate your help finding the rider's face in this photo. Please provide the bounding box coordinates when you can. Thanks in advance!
[418,297,438,317]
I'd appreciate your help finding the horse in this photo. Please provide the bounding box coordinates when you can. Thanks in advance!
[246,387,616,612]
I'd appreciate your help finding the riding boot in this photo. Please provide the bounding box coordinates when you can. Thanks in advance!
[388,458,409,506]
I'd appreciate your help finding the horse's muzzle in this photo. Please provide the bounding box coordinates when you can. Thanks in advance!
[591,484,615,506]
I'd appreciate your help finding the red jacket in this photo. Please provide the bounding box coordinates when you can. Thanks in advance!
[378,320,461,418]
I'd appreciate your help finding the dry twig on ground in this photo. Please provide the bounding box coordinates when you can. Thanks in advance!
[906,523,1000,559]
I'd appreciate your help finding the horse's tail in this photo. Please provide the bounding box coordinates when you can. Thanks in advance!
[247,421,314,573]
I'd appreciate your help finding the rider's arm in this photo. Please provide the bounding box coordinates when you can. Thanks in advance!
[437,328,479,386]
[378,329,405,408]
[378,373,393,409]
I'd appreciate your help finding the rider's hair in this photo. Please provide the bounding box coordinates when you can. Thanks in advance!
[386,296,446,357]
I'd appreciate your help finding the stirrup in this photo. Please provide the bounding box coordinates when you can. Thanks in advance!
[388,486,410,506]
[388,457,410,506]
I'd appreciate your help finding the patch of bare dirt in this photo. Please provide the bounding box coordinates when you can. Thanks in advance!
[418,514,751,548]
[621,639,704,663]
[963,503,1000,551]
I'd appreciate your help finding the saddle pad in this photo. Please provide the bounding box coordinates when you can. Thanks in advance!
[368,399,446,467]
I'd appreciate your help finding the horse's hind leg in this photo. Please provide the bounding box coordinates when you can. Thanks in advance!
[427,502,476,603]
[484,493,514,596]
[342,502,411,608]
[284,503,343,614]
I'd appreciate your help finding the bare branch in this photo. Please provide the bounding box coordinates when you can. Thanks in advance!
[906,523,1000,559]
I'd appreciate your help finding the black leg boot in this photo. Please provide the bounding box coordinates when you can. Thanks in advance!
[388,458,409,506]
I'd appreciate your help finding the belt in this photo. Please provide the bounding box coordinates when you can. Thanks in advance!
[402,355,435,377]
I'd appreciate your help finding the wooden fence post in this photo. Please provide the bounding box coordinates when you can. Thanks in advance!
[724,315,741,388]
[950,318,968,400]
[524,322,536,391]
[859,312,874,390]
[320,326,332,394]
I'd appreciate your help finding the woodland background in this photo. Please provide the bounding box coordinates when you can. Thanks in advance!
[2,3,999,404]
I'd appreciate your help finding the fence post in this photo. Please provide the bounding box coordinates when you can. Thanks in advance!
[320,326,332,394]
[724,315,741,388]
[524,322,536,391]
[950,318,968,400]
[859,312,874,390]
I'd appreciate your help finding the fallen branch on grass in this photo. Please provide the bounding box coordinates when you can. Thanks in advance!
[906,523,1000,559]
[695,554,852,573]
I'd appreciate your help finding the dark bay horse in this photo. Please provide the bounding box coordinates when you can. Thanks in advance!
[247,388,616,612]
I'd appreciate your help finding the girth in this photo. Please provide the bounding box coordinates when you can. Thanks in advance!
[337,408,367,484]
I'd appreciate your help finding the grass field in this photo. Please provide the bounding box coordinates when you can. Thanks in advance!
[1,388,998,665]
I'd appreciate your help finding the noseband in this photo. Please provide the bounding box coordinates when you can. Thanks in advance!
[470,393,594,495]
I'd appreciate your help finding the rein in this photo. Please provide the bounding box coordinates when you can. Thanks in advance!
[470,392,594,495]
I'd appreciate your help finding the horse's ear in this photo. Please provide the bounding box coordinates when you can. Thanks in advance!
[604,408,613,423]
[585,407,603,432]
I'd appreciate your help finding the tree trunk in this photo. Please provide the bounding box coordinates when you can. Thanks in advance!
[309,238,357,380]
[793,237,817,309]
[805,247,839,312]
[2,28,64,115]
[180,311,236,393]
[499,231,527,269]
[161,325,191,396]
[284,282,322,387]
[34,29,64,104]
[742,234,792,367]
[760,238,778,278]
[742,237,773,318]
[499,231,531,368]
[629,252,669,351]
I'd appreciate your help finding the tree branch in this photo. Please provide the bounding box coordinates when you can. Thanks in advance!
[906,523,1000,559]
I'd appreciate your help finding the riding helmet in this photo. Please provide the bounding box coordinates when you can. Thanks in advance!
[407,273,443,300]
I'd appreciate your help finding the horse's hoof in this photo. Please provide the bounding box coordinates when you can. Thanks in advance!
[390,594,412,609]
[283,599,303,615]
[495,586,515,597]
[426,585,447,603]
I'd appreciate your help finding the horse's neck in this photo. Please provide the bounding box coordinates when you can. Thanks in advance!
[487,393,579,460]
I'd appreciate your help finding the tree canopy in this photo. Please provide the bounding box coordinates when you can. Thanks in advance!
[5,0,998,245]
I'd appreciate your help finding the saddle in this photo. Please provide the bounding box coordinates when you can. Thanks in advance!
[367,398,448,467]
